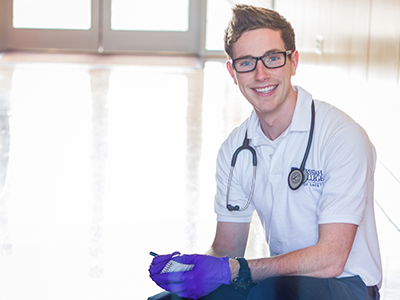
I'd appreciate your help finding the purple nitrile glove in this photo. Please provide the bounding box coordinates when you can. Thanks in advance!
[150,254,231,299]
[149,251,181,276]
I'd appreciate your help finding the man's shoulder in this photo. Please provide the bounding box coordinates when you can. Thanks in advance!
[313,100,375,159]
[223,113,255,145]
[314,100,354,121]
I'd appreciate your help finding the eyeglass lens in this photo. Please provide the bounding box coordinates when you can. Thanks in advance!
[234,52,287,73]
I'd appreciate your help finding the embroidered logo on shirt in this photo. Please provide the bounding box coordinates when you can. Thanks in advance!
[304,169,324,187]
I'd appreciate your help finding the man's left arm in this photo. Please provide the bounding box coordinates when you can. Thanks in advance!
[232,222,358,282]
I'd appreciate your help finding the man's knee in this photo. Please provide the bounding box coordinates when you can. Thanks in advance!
[148,291,182,300]
[148,284,255,300]
[247,276,330,300]
[247,277,291,300]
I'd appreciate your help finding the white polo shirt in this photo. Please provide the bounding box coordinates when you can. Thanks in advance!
[214,86,382,287]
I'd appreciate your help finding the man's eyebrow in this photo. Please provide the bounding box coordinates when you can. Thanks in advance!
[264,49,284,55]
[234,49,284,59]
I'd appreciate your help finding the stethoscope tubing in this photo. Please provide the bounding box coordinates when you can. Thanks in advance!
[300,100,315,171]
[226,131,257,212]
[226,100,315,211]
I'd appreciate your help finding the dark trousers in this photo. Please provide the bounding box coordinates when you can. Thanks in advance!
[148,275,380,300]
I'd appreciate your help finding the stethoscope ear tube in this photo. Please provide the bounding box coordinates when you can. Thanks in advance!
[226,165,256,211]
[226,131,257,212]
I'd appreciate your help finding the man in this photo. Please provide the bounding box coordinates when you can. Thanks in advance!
[148,5,382,300]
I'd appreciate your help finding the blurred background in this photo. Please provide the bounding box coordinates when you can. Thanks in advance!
[0,0,399,299]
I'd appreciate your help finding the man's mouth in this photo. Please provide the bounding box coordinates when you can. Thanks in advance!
[254,85,278,93]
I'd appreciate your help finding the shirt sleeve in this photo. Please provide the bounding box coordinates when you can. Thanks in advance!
[317,108,376,225]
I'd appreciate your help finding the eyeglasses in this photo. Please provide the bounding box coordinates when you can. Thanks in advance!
[232,50,293,73]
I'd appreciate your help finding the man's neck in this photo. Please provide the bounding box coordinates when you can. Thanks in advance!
[257,93,297,141]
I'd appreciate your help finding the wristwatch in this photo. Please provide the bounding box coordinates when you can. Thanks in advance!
[231,257,252,289]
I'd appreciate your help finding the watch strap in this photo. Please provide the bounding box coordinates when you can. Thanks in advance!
[231,257,252,289]
[236,257,251,277]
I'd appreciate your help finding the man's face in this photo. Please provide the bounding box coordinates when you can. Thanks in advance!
[227,28,299,119]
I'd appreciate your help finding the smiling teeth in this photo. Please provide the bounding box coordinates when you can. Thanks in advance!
[255,86,276,93]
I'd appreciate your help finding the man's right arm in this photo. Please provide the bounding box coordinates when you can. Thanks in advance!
[205,221,250,281]
[205,221,250,258]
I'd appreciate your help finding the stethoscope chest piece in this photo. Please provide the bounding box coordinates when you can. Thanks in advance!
[288,168,308,190]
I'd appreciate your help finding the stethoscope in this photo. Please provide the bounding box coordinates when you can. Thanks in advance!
[226,100,315,212]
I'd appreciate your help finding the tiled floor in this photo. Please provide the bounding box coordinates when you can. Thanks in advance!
[0,52,398,300]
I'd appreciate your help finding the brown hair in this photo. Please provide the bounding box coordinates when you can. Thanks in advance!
[224,4,296,60]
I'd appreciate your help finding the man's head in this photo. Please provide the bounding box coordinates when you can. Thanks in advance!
[224,5,299,128]
[224,5,296,60]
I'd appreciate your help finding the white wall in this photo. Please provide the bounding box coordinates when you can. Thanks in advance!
[0,0,5,52]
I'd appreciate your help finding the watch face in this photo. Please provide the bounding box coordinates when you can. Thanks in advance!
[233,277,252,288]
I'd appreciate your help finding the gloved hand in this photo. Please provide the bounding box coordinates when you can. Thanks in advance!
[150,254,231,299]
[149,251,181,275]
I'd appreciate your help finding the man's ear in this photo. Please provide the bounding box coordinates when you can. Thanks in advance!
[290,50,299,76]
[226,60,238,85]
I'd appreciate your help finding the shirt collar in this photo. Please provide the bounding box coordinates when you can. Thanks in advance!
[247,86,313,146]
[289,86,313,132]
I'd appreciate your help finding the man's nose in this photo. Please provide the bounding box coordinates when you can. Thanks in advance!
[254,59,271,80]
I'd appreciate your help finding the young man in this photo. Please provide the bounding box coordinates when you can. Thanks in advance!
[148,5,382,300]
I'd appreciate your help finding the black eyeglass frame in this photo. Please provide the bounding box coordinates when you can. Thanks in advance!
[232,50,293,73]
